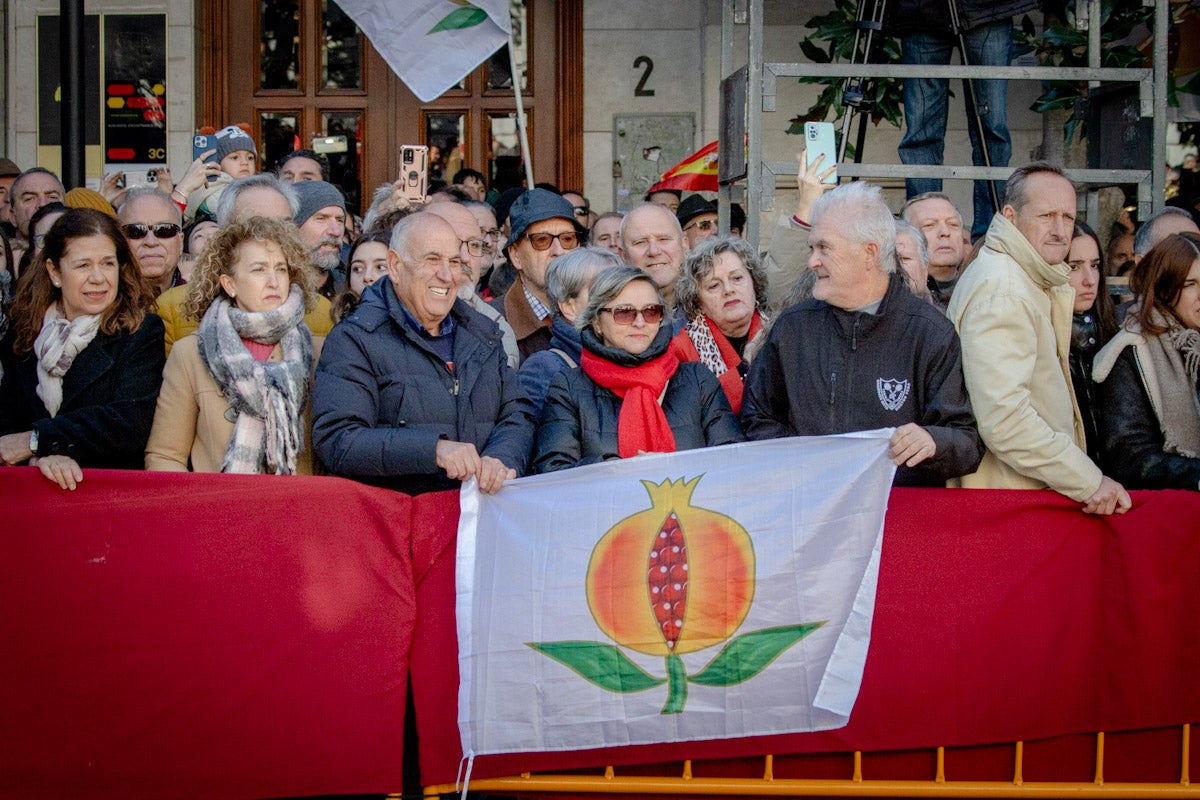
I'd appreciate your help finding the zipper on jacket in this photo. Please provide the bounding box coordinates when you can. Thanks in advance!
[451,376,460,396]
[851,316,861,351]
[829,371,837,405]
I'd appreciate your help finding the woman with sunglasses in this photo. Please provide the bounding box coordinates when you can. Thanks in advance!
[144,216,322,474]
[534,265,743,472]
[0,208,164,490]
[673,237,770,414]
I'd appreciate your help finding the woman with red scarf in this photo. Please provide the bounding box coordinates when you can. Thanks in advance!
[534,266,743,472]
[673,237,769,414]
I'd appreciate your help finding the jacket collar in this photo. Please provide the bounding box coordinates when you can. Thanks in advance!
[60,331,118,409]
[984,212,1070,289]
[502,274,553,340]
[827,271,907,338]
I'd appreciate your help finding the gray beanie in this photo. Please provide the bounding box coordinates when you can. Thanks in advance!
[213,125,257,163]
[292,180,347,227]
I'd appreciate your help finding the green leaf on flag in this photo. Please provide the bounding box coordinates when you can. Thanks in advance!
[428,7,489,35]
[689,622,826,687]
[528,641,666,693]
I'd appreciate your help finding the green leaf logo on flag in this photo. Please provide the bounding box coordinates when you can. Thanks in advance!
[429,2,489,35]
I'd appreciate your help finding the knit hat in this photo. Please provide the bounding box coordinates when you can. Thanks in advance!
[676,194,717,228]
[0,158,21,178]
[504,188,584,252]
[65,187,116,218]
[213,125,257,163]
[292,180,346,228]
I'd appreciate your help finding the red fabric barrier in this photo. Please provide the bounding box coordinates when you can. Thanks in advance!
[0,468,414,800]
[4,472,1200,798]
[412,487,1200,785]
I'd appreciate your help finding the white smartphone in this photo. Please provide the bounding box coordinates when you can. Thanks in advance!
[804,122,838,185]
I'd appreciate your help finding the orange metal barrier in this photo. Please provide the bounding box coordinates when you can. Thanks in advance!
[423,727,1196,798]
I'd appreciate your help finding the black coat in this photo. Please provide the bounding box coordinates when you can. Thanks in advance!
[312,277,534,494]
[1098,345,1200,491]
[740,274,982,487]
[0,314,166,470]
[534,361,745,473]
[888,0,1038,35]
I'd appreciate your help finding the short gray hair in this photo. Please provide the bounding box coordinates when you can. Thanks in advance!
[1003,161,1073,212]
[215,174,299,227]
[618,202,683,249]
[117,187,182,223]
[575,265,670,334]
[1134,206,1197,256]
[899,191,962,227]
[894,218,930,269]
[545,246,621,311]
[809,180,896,273]
[675,236,768,320]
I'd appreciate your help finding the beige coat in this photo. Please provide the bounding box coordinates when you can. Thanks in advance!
[144,333,324,474]
[946,213,1101,501]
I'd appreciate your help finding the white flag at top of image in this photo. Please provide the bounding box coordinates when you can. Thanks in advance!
[456,432,897,757]
[333,0,511,102]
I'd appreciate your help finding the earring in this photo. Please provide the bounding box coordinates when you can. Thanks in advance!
[51,280,61,288]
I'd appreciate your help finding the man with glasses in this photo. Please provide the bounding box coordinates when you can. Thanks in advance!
[117,188,185,295]
[561,190,595,229]
[676,194,719,251]
[499,189,585,361]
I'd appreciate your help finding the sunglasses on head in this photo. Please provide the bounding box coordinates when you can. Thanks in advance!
[573,205,590,217]
[122,222,182,240]
[599,303,665,325]
[525,230,580,251]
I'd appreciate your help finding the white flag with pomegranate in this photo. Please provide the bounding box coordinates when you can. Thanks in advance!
[457,432,896,756]
[333,0,511,102]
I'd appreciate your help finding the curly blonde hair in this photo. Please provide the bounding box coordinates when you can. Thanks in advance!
[183,216,319,321]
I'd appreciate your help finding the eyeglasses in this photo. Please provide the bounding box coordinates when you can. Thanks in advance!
[122,222,182,240]
[525,231,580,251]
[599,303,666,325]
[573,205,591,218]
[457,237,487,258]
[683,218,718,233]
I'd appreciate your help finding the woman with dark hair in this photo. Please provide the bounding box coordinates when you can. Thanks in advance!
[534,265,743,472]
[1093,232,1200,489]
[331,229,391,324]
[0,208,164,489]
[673,236,769,414]
[145,216,321,474]
[1066,220,1119,462]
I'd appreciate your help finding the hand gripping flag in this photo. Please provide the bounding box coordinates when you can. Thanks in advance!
[646,140,719,195]
[456,432,896,756]
[333,0,511,102]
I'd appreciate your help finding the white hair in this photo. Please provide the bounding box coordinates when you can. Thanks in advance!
[809,181,896,273]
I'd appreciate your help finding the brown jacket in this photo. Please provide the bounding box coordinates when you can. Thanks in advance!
[501,274,553,362]
[144,333,324,474]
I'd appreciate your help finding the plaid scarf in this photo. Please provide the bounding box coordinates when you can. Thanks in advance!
[197,287,313,474]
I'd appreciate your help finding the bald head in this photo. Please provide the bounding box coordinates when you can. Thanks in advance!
[619,202,686,304]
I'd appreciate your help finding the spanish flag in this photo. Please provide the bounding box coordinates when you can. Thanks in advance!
[647,140,719,194]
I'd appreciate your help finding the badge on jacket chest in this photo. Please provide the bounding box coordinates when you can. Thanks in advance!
[876,378,910,412]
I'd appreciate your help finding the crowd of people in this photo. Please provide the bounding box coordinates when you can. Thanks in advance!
[1,125,1199,516]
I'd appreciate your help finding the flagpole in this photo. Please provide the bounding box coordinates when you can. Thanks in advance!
[508,32,536,189]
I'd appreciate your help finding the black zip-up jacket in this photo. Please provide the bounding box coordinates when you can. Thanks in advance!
[740,273,983,486]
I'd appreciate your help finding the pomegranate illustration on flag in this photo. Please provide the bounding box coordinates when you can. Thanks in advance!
[529,476,825,714]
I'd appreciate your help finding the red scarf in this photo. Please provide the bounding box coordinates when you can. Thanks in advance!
[677,311,763,414]
[581,345,680,458]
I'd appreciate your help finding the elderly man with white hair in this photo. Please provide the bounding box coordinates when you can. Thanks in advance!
[741,180,982,486]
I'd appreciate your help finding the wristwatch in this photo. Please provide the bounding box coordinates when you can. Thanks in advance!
[28,429,38,456]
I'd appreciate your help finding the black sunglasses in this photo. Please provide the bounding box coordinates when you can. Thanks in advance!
[122,222,181,240]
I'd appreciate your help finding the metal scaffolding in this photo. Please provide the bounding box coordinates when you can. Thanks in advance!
[720,0,1171,247]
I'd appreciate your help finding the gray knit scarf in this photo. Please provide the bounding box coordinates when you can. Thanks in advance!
[197,286,313,474]
[1149,309,1200,458]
